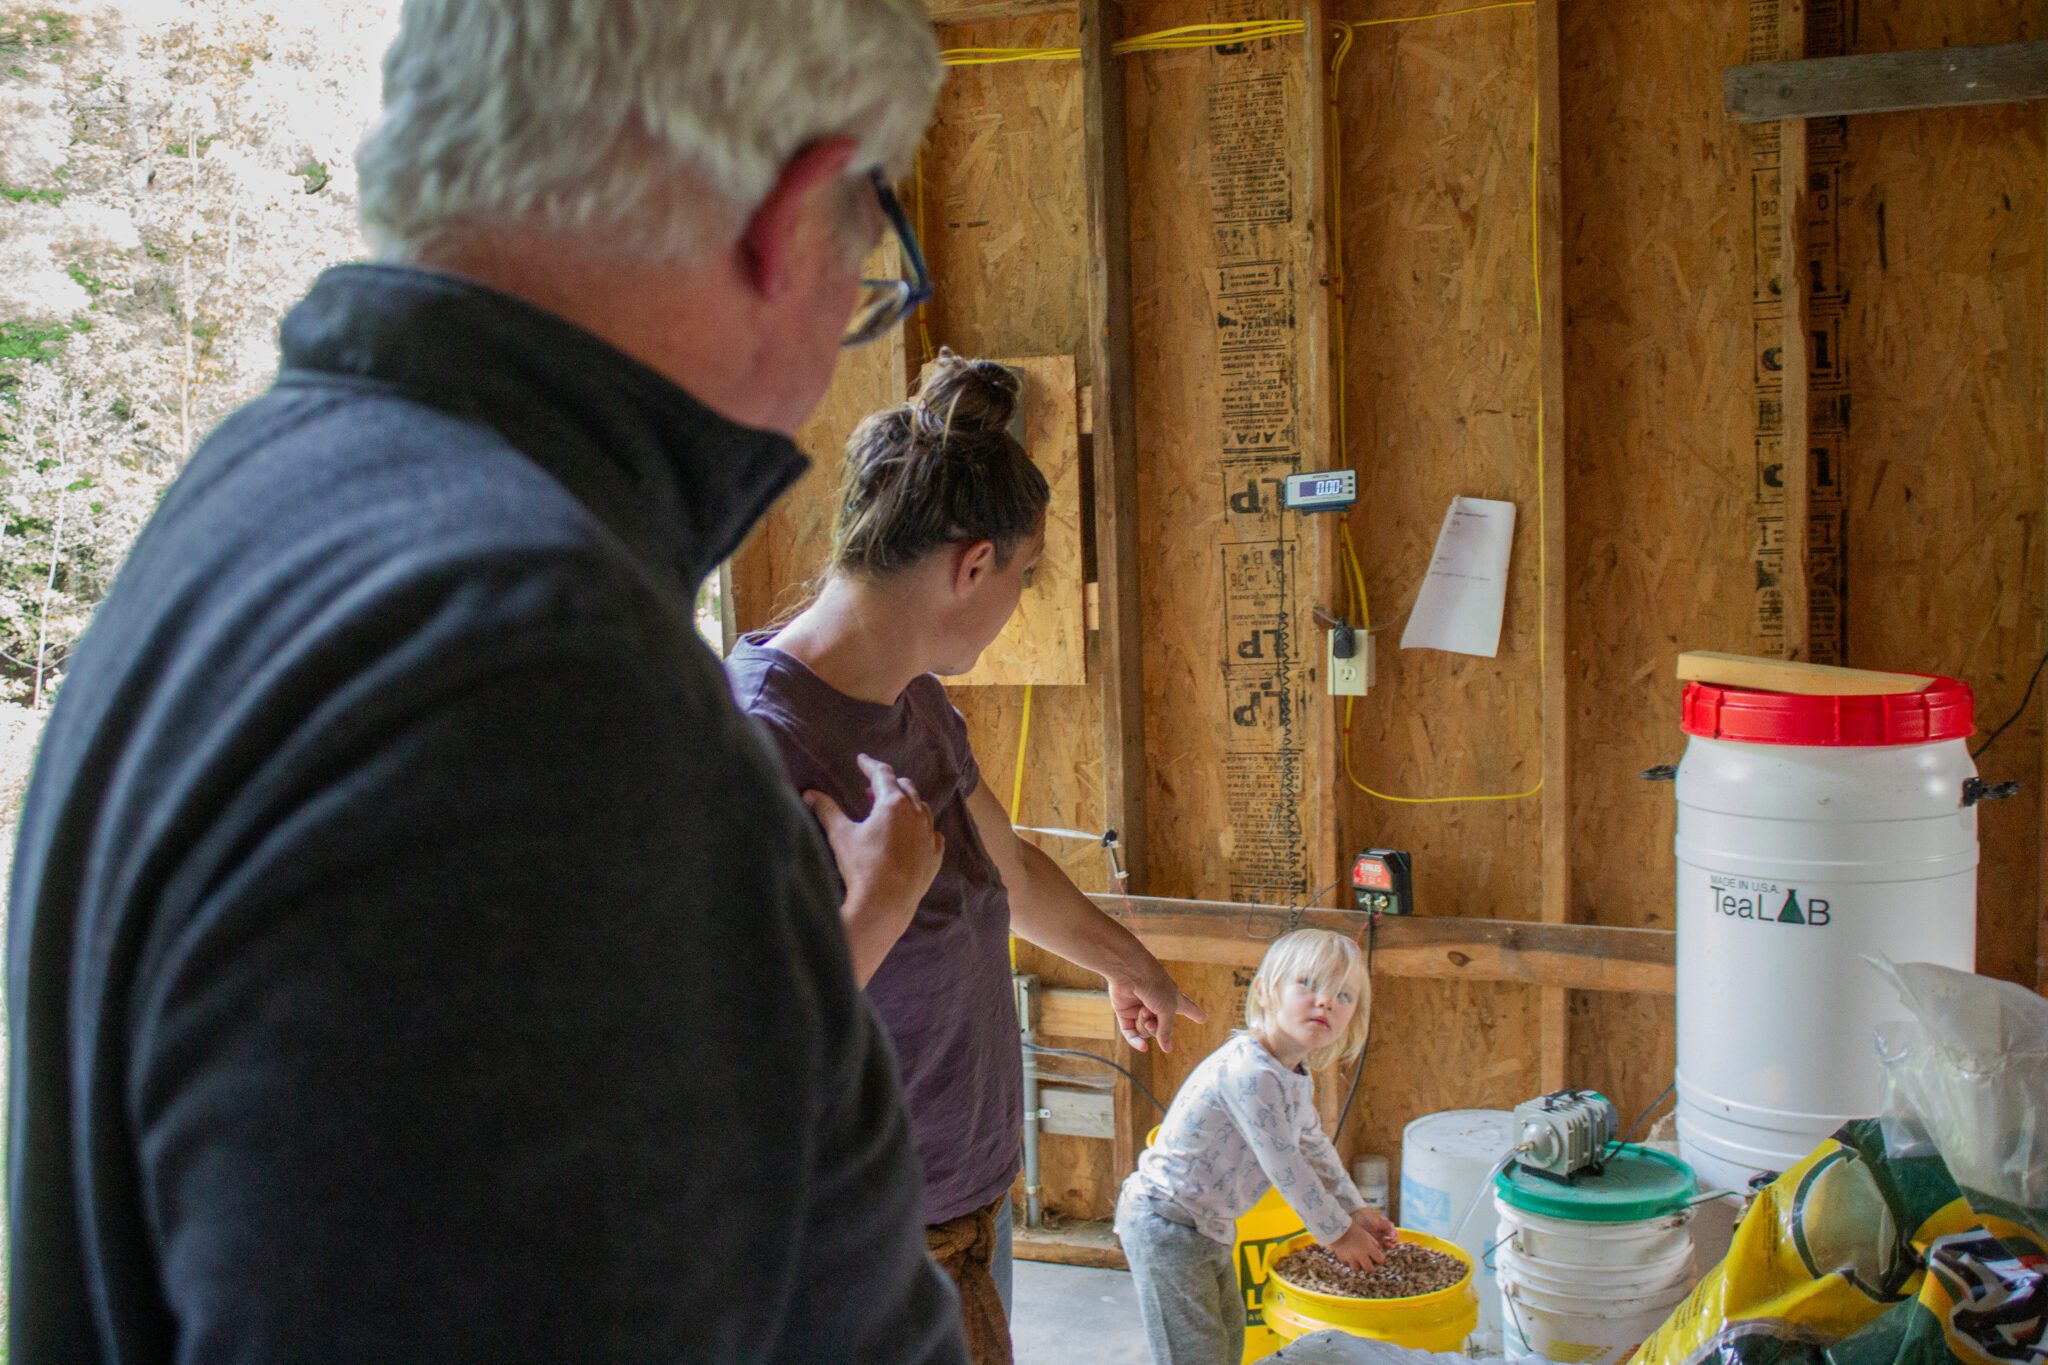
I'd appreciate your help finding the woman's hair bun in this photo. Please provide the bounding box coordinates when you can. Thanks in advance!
[915,347,1019,438]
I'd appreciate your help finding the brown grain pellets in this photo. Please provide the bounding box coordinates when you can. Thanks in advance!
[1271,1241,1466,1300]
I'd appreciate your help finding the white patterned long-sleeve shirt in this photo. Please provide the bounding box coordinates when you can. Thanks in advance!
[1124,1032,1365,1247]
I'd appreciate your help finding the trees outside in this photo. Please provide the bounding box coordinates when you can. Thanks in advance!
[1,0,395,710]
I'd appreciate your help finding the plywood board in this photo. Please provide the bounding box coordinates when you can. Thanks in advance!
[1327,0,1544,918]
[1559,0,1763,1130]
[928,9,1114,1224]
[924,12,1092,379]
[925,9,1105,910]
[1837,0,2045,990]
[946,354,1087,687]
[1676,651,1935,694]
[1318,0,1550,1156]
[1124,0,1331,910]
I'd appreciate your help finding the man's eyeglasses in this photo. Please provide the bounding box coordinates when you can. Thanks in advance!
[844,168,933,348]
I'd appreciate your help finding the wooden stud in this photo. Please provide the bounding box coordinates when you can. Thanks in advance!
[1535,0,1571,1094]
[1080,0,1154,1183]
[1778,0,1812,663]
[1726,41,2048,123]
[1302,0,1341,928]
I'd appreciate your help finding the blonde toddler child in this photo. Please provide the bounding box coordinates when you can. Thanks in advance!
[1114,928,1395,1364]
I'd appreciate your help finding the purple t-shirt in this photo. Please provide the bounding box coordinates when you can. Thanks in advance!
[727,634,1022,1225]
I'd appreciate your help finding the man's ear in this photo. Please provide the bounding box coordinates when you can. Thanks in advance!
[739,137,860,297]
[953,540,998,595]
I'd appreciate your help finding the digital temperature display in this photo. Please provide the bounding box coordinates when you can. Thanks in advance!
[1280,469,1358,513]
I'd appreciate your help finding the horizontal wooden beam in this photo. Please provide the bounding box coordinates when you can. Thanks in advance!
[929,0,1071,23]
[1096,894,1675,994]
[1726,41,2048,122]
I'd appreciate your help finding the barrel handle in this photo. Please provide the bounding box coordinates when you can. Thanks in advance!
[1639,764,1678,782]
[1962,777,2023,808]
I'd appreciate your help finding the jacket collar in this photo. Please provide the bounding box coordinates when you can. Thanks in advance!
[278,263,808,585]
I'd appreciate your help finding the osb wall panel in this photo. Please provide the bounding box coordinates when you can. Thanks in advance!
[926,12,1104,901]
[1124,1,1331,907]
[930,11,1116,1219]
[1315,0,1552,1176]
[1121,0,1339,1148]
[925,12,1092,382]
[1557,0,1759,1133]
[947,355,1087,687]
[1838,2,2045,991]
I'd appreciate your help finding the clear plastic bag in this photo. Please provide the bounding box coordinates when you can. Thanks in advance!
[1628,959,2045,1365]
[1873,958,2048,1236]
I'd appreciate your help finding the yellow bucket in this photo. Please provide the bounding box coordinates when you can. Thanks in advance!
[1262,1230,1480,1352]
[1145,1127,1304,1362]
[1234,1186,1307,1361]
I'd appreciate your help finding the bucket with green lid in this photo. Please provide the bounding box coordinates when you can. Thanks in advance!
[1493,1145,1701,1365]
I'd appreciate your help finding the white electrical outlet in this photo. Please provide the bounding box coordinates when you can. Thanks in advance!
[1328,629,1372,696]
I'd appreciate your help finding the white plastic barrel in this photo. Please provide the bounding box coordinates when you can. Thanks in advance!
[1672,676,1981,1192]
[1400,1110,1516,1351]
[1494,1145,1698,1365]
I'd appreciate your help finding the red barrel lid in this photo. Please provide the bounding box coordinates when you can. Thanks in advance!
[1681,675,1974,747]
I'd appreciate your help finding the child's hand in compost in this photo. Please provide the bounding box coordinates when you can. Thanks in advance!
[1349,1207,1398,1249]
[1326,1218,1391,1273]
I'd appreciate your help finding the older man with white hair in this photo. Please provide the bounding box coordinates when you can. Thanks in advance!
[6,1,967,1361]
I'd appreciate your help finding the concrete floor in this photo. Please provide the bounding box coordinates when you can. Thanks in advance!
[1012,1261,1152,1365]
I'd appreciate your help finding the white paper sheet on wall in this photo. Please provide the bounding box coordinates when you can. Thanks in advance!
[1400,496,1517,658]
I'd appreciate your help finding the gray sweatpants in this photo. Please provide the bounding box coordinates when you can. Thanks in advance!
[1114,1185,1245,1365]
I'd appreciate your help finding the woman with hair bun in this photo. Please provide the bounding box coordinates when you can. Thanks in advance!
[728,350,1203,1362]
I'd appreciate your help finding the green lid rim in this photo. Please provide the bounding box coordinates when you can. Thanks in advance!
[1491,1144,1697,1223]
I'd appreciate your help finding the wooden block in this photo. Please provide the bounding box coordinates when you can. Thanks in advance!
[1013,1218,1128,1270]
[1675,651,1933,695]
[946,354,1086,686]
[1040,987,1116,1040]
[1041,1084,1116,1139]
[1725,41,2048,123]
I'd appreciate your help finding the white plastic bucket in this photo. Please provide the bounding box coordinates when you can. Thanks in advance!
[1672,677,1981,1192]
[1498,1203,1693,1271]
[1498,1246,1692,1365]
[1494,1195,1695,1365]
[1400,1110,1515,1351]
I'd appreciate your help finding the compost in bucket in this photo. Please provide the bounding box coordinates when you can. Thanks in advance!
[1271,1242,1466,1299]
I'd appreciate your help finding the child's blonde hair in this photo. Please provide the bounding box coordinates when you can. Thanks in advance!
[1244,928,1373,1072]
